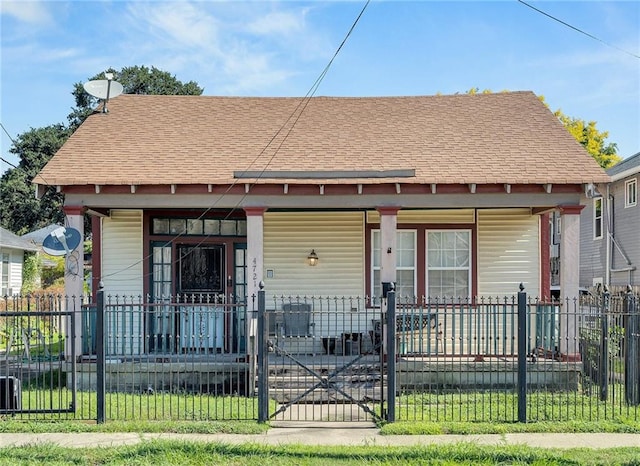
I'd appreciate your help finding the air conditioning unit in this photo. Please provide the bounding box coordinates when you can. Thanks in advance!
[0,376,21,411]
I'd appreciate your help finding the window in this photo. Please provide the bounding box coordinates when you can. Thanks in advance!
[593,198,603,239]
[625,179,637,208]
[426,230,470,298]
[371,230,416,298]
[152,217,247,236]
[1,253,9,295]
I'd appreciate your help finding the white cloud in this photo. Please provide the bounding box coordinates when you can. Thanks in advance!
[246,9,307,37]
[116,2,328,95]
[0,0,53,25]
[126,2,221,51]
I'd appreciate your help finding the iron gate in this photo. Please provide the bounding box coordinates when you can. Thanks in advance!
[0,301,78,417]
[256,289,395,422]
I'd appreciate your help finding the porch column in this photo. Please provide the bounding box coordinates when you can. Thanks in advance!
[377,207,400,292]
[558,204,584,359]
[244,207,266,307]
[244,207,265,396]
[63,205,85,359]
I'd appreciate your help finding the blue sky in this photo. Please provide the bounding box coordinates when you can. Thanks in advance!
[1,0,638,172]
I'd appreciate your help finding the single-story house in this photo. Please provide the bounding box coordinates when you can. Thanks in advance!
[0,226,39,296]
[33,91,610,359]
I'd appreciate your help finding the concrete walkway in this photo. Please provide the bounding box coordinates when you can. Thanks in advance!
[0,425,638,449]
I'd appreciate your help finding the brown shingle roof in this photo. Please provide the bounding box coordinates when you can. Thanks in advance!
[34,91,610,187]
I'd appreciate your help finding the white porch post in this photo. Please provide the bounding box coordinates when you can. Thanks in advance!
[245,207,266,310]
[558,204,584,359]
[377,207,400,291]
[244,207,265,396]
[63,206,85,359]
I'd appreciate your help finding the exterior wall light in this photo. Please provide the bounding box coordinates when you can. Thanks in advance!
[307,249,319,266]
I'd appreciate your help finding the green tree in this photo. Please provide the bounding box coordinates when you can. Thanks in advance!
[552,110,621,169]
[1,66,203,235]
[67,65,203,130]
[0,124,70,234]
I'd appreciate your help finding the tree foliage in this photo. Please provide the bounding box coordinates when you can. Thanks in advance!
[1,66,203,236]
[0,124,70,234]
[552,110,621,169]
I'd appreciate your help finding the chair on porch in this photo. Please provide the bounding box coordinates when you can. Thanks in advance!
[281,303,316,355]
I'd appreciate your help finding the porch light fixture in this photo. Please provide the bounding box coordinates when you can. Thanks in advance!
[307,249,319,266]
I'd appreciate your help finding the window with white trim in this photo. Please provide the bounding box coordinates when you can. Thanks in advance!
[593,198,603,239]
[1,253,10,296]
[625,178,637,208]
[426,230,471,298]
[371,230,416,298]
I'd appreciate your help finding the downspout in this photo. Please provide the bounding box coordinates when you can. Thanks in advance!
[607,190,636,280]
[605,185,611,287]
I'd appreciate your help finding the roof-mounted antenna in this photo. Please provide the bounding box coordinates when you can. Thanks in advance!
[83,72,124,113]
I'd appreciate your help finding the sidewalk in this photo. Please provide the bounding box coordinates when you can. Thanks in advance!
[0,425,638,449]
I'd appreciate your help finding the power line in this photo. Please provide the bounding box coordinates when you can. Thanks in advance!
[518,0,640,59]
[1,122,19,169]
[100,0,371,283]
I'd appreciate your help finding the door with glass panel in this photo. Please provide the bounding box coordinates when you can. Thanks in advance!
[177,244,226,353]
[150,243,174,352]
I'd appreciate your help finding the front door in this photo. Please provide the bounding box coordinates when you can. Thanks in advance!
[177,244,226,352]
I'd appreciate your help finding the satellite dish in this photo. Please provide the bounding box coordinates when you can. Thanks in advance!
[83,77,124,113]
[42,227,82,256]
[83,79,124,100]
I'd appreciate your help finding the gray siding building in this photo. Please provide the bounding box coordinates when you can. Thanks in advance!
[580,152,639,288]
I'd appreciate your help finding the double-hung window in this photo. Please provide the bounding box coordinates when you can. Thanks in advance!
[625,179,637,208]
[426,230,471,299]
[593,198,603,239]
[371,228,472,299]
[371,230,416,298]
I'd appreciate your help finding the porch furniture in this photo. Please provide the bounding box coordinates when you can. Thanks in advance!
[281,303,316,355]
[341,332,362,356]
[396,313,441,355]
[321,337,337,355]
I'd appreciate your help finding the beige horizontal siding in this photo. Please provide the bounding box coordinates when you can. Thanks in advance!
[367,209,475,224]
[101,210,144,355]
[263,212,364,300]
[477,209,540,297]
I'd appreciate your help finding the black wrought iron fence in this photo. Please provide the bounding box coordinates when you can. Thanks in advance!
[0,294,80,420]
[1,287,639,424]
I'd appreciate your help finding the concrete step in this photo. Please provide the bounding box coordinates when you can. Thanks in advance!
[267,374,383,389]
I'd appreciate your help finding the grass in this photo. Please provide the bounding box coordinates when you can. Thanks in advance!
[379,420,640,435]
[0,441,639,465]
[9,389,269,422]
[395,387,640,424]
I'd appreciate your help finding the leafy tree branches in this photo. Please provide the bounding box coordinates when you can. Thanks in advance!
[1,66,203,235]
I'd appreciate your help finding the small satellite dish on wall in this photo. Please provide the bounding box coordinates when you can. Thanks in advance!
[83,73,124,113]
[42,227,82,256]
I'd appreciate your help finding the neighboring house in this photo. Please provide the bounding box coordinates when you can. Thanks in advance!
[33,91,609,358]
[580,151,639,288]
[0,226,39,296]
[21,224,64,269]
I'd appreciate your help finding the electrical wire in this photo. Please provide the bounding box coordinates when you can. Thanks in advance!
[517,0,640,59]
[98,0,371,284]
[1,122,19,169]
